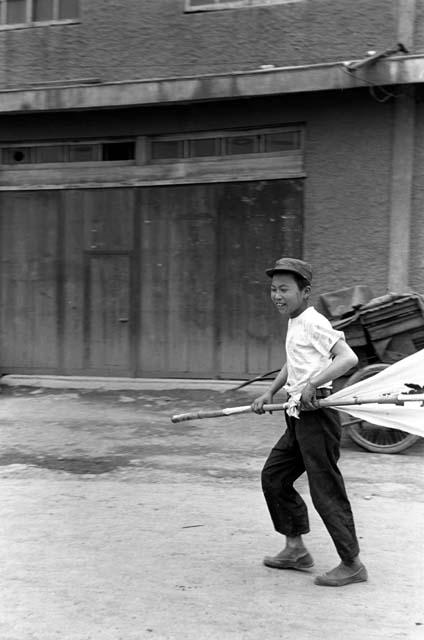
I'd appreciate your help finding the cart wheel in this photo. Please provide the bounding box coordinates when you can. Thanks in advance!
[341,363,421,454]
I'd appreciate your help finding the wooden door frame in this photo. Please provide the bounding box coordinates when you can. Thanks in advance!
[82,249,133,375]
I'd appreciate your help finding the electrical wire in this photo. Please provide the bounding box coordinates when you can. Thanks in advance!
[339,64,403,102]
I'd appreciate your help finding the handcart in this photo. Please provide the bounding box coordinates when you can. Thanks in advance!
[320,286,424,453]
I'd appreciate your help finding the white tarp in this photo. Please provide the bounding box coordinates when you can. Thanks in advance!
[319,349,424,437]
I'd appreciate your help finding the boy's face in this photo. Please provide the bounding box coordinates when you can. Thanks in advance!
[270,272,310,318]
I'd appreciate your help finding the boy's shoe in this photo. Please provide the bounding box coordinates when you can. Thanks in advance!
[263,548,314,570]
[314,562,368,587]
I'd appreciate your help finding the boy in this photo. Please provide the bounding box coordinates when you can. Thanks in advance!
[252,257,367,587]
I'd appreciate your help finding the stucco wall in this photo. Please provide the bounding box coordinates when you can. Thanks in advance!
[303,92,392,299]
[410,99,424,295]
[0,0,400,89]
[414,0,424,52]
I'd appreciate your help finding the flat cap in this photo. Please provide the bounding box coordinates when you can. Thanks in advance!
[265,257,313,283]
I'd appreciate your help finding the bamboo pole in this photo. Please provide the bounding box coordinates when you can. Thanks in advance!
[170,394,424,424]
[319,393,424,407]
[171,403,287,423]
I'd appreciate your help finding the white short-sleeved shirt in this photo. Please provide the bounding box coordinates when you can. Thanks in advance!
[284,306,345,396]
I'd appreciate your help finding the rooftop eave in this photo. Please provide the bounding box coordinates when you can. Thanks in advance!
[0,54,423,114]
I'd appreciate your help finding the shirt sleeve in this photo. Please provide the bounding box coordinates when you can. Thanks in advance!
[308,320,345,357]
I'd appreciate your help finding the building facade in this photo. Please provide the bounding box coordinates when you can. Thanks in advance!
[0,0,423,378]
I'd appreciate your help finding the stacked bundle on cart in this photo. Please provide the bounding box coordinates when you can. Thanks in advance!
[318,286,424,365]
[359,293,424,360]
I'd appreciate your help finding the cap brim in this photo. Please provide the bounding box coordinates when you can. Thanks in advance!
[265,267,311,282]
[265,267,299,278]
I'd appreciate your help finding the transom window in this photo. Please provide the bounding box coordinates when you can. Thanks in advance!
[0,127,303,167]
[186,0,301,12]
[149,127,302,161]
[0,0,79,27]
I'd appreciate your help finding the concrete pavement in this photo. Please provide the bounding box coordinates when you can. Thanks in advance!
[0,380,423,640]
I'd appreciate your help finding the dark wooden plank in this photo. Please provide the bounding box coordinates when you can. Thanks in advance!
[131,189,142,377]
[56,193,66,372]
[138,184,217,377]
[137,186,171,375]
[62,190,85,373]
[0,191,60,370]
[168,184,216,375]
[216,179,303,377]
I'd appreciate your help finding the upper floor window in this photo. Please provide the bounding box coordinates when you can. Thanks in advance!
[0,128,302,167]
[149,127,302,162]
[185,0,301,11]
[0,0,79,27]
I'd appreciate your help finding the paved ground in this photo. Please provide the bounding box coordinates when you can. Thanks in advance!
[0,383,423,640]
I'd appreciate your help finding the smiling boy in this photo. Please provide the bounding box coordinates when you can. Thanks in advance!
[252,257,368,587]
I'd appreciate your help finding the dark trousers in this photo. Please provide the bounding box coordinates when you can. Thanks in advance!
[261,407,360,563]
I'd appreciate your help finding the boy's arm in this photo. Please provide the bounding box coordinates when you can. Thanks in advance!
[251,363,288,414]
[267,363,288,396]
[301,339,358,410]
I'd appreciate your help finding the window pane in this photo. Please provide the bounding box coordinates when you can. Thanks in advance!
[69,144,99,162]
[58,0,79,19]
[188,0,217,6]
[34,145,65,163]
[264,131,300,152]
[102,141,135,161]
[151,140,183,160]
[189,138,218,157]
[33,0,53,21]
[225,135,258,155]
[6,0,27,24]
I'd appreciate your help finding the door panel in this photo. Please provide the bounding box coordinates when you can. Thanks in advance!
[62,189,134,374]
[138,185,217,376]
[216,179,302,377]
[86,254,130,373]
[138,179,302,378]
[0,191,60,371]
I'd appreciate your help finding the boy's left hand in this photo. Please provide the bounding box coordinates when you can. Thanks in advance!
[300,381,318,411]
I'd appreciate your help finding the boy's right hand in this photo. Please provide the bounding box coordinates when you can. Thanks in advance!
[251,392,274,414]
